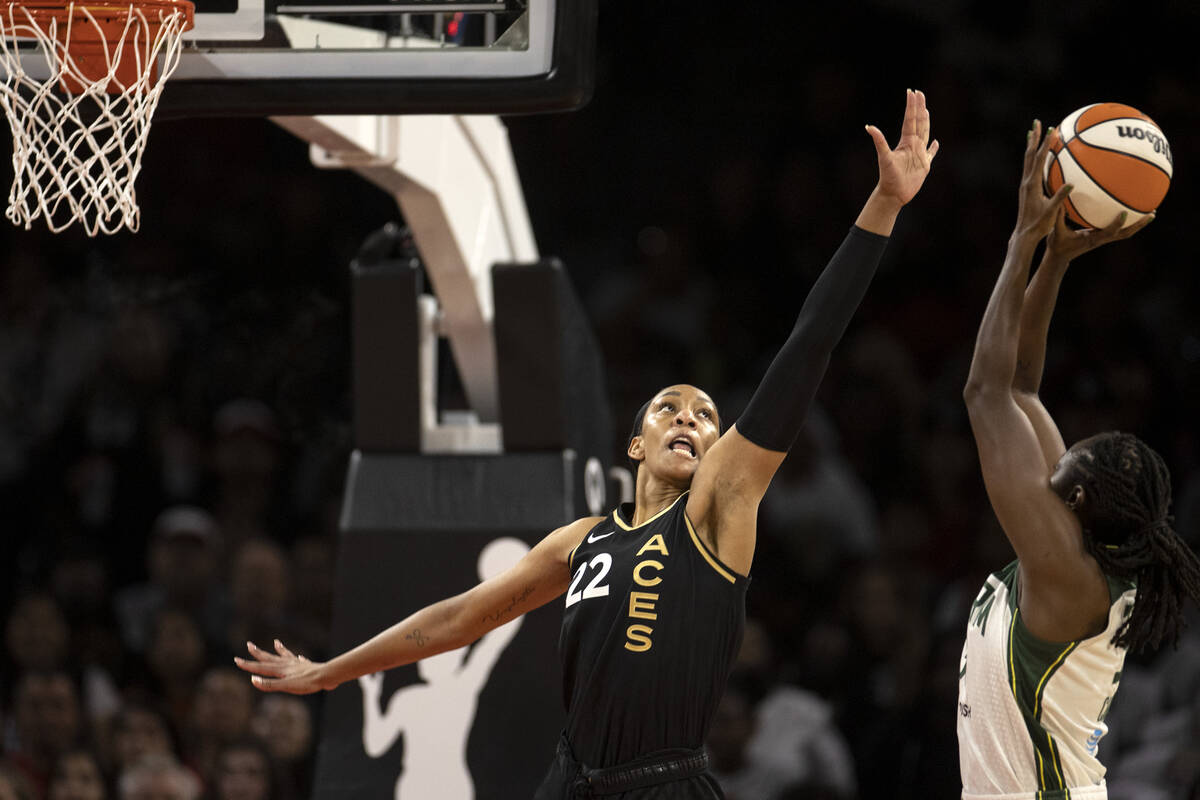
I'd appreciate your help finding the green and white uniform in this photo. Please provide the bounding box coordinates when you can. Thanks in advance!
[957,561,1136,800]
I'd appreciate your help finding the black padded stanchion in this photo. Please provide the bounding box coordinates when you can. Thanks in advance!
[313,250,613,799]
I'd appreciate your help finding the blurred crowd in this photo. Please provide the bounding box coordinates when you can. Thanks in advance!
[5,2,1200,799]
[0,212,348,800]
[1,374,339,800]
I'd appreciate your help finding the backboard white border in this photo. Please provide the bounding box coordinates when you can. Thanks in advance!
[14,0,553,81]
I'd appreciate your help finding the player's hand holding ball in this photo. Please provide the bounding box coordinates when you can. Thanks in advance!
[1014,120,1074,243]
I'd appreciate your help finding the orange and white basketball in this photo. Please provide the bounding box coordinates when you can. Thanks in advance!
[1042,103,1172,229]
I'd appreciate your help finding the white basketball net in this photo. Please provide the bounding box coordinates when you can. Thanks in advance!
[0,3,189,235]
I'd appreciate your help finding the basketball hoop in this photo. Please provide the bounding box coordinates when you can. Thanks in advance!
[0,0,194,235]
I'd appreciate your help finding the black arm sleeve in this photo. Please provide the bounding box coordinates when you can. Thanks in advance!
[736,225,889,452]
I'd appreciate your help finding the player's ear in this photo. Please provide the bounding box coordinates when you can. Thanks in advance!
[1066,485,1084,511]
[627,435,645,463]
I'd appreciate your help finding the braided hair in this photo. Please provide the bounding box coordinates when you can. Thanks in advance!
[1071,432,1200,652]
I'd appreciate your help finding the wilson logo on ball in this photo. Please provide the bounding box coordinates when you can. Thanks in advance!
[1042,102,1173,229]
[1114,126,1173,164]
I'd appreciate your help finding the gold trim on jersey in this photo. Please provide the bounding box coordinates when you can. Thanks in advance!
[683,514,736,584]
[612,492,687,531]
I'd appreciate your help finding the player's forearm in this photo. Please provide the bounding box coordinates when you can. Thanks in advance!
[855,184,905,237]
[1013,253,1070,394]
[318,595,467,689]
[965,234,1040,398]
[737,224,888,452]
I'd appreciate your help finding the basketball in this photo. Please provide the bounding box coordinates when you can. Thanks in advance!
[1042,102,1173,229]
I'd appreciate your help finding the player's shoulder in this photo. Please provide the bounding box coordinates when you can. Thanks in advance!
[562,515,607,537]
[540,515,607,564]
[544,515,607,546]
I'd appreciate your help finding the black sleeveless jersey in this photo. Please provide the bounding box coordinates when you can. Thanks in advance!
[558,492,749,768]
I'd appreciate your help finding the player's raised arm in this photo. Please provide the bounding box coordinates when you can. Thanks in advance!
[962,123,1075,559]
[234,516,601,694]
[1013,197,1154,470]
[961,122,1113,635]
[686,89,938,575]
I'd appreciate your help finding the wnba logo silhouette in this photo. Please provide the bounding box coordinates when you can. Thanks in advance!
[357,537,530,800]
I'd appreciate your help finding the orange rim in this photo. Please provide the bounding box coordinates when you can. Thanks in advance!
[0,0,194,93]
[0,0,194,34]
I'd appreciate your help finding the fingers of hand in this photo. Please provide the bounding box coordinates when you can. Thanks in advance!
[251,675,277,692]
[247,641,282,662]
[927,139,940,162]
[914,89,930,144]
[1100,211,1128,237]
[1023,120,1042,169]
[1036,126,1056,167]
[1053,205,1069,234]
[1119,212,1155,238]
[1048,181,1073,208]
[1026,124,1055,179]
[901,88,917,139]
[865,124,889,158]
[234,657,286,677]
[274,639,296,659]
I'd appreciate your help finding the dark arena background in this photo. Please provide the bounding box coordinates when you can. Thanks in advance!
[3,2,1200,799]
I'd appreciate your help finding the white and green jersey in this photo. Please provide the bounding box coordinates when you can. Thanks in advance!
[957,561,1136,800]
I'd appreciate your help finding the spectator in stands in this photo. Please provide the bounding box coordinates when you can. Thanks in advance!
[48,749,107,800]
[110,704,177,778]
[248,697,310,773]
[115,507,227,655]
[225,541,291,662]
[8,670,83,798]
[249,698,311,800]
[285,536,335,660]
[208,400,285,548]
[706,673,793,800]
[185,669,255,782]
[117,756,199,800]
[0,763,34,800]
[142,610,208,736]
[734,619,856,797]
[211,739,276,800]
[6,593,70,672]
[48,545,125,733]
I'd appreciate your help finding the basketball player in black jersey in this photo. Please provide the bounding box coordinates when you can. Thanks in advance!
[234,90,938,798]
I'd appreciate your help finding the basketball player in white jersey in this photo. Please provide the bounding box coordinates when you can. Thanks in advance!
[959,120,1200,799]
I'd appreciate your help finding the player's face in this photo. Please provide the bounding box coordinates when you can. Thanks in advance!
[628,385,721,484]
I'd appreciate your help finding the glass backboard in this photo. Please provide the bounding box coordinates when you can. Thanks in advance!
[11,0,595,117]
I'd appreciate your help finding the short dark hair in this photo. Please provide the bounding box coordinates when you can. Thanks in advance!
[1072,432,1200,652]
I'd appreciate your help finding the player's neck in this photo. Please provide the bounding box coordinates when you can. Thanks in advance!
[632,473,686,527]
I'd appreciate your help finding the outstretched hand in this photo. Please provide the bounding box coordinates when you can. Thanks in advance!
[1044,206,1154,264]
[1013,120,1073,243]
[234,639,331,694]
[866,89,939,207]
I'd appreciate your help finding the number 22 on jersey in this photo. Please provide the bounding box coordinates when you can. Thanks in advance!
[566,553,612,607]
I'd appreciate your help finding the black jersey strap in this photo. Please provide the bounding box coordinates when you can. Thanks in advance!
[736,225,888,452]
